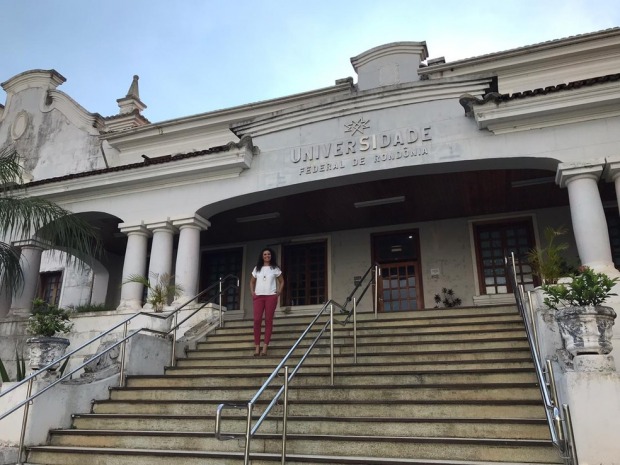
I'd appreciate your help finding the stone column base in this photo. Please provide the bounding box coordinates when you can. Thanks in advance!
[573,354,616,372]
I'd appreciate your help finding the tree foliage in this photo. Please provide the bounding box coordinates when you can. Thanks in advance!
[0,147,102,296]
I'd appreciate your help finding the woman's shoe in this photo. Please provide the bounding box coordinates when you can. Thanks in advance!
[260,348,268,356]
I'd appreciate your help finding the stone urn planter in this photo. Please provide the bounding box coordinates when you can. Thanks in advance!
[26,300,73,372]
[555,305,616,356]
[26,336,70,371]
[543,267,619,358]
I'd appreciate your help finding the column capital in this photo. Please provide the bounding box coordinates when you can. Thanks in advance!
[11,239,48,250]
[556,159,605,188]
[171,214,211,231]
[119,223,151,237]
[145,220,178,234]
[603,155,620,182]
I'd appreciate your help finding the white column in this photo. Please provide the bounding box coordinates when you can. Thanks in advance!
[144,221,178,309]
[117,224,151,311]
[171,215,210,304]
[557,161,619,277]
[0,282,12,318]
[9,240,46,317]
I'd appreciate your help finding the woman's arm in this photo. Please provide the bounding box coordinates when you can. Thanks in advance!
[250,275,257,297]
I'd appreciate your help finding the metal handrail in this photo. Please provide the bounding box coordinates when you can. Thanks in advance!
[215,264,379,465]
[0,274,239,464]
[505,254,577,465]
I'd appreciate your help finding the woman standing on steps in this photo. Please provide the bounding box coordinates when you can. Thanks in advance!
[250,247,284,356]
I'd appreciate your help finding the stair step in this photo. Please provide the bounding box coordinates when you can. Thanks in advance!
[187,339,531,358]
[93,398,545,418]
[208,320,526,340]
[44,430,561,462]
[71,413,550,439]
[109,383,543,402]
[176,349,533,367]
[167,359,534,375]
[27,446,562,465]
[126,369,537,388]
[198,330,527,349]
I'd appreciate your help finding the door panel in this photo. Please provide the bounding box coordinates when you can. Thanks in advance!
[372,229,423,311]
[379,261,420,311]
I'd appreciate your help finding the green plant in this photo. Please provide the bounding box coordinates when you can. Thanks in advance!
[70,303,112,313]
[543,267,619,310]
[526,226,574,285]
[26,299,73,337]
[0,348,26,382]
[434,288,462,308]
[0,147,102,295]
[123,272,183,312]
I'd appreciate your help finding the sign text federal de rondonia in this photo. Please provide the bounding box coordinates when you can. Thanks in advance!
[291,124,432,176]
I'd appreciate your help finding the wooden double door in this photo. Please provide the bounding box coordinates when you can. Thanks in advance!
[372,230,423,312]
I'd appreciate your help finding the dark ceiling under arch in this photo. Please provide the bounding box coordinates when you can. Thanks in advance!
[199,168,587,245]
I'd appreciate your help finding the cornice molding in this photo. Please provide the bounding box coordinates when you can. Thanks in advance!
[421,28,620,78]
[21,144,254,203]
[470,80,620,134]
[232,77,491,138]
[102,82,353,152]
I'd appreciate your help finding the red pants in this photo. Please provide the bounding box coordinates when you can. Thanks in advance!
[253,294,278,346]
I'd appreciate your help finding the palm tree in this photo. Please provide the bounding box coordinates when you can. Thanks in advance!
[0,147,101,296]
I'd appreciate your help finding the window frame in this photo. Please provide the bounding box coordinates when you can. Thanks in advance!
[473,217,537,295]
[38,271,63,307]
[282,239,328,307]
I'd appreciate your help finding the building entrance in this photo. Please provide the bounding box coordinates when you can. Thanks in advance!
[372,230,423,311]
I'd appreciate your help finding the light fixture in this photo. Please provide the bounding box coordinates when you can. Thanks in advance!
[235,212,280,223]
[354,196,405,208]
[511,177,555,188]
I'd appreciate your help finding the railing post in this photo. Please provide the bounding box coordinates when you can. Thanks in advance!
[281,366,289,465]
[527,290,543,368]
[546,360,560,408]
[219,276,224,328]
[563,404,579,465]
[170,311,178,367]
[353,297,358,364]
[17,376,34,465]
[119,321,129,387]
[243,402,253,465]
[373,265,380,319]
[330,304,335,386]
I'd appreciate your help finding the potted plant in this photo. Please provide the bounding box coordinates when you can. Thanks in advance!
[123,273,183,333]
[26,299,73,371]
[123,272,183,312]
[543,267,618,356]
[434,288,462,308]
[526,226,574,285]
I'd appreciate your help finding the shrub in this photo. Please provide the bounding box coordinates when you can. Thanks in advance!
[434,288,462,308]
[543,266,619,310]
[27,299,73,337]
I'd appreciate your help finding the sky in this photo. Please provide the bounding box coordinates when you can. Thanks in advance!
[2,0,620,123]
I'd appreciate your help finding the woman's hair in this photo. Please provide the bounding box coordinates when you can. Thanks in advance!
[255,247,278,271]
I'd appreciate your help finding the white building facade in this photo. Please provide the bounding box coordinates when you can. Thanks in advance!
[1,29,620,341]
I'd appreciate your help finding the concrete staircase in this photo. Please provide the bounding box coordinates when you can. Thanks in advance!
[27,305,563,464]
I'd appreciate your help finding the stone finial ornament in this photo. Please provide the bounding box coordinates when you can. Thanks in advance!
[116,74,146,115]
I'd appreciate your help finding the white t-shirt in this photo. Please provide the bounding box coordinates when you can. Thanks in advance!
[252,266,282,295]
